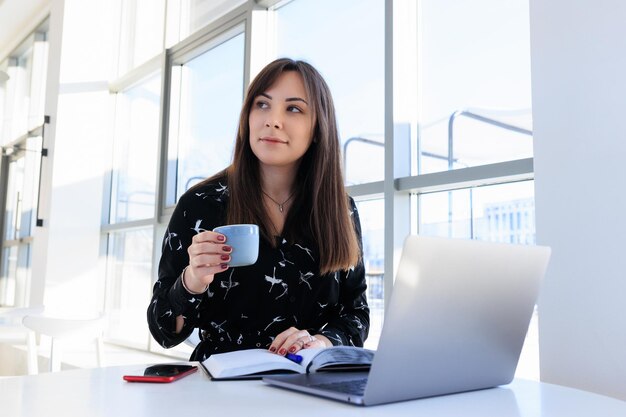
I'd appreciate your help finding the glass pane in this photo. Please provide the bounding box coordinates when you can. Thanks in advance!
[110,74,161,223]
[167,33,244,205]
[1,38,34,141]
[417,0,533,174]
[105,228,153,348]
[0,246,17,306]
[2,140,40,241]
[0,243,29,307]
[28,31,49,130]
[355,198,384,350]
[165,0,246,47]
[274,0,385,185]
[418,181,535,244]
[418,181,537,379]
[3,158,22,241]
[118,0,166,73]
[0,61,7,141]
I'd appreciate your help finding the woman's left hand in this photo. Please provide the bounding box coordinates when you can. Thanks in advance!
[269,327,331,356]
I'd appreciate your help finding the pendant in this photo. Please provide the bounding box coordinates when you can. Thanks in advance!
[279,204,284,213]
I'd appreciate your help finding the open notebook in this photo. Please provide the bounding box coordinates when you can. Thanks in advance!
[263,235,551,406]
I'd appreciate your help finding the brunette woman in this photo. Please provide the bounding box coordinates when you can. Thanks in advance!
[148,58,369,361]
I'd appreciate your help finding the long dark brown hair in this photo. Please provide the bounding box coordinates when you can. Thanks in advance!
[198,58,359,274]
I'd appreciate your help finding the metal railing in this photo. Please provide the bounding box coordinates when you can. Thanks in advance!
[448,109,532,170]
[342,137,384,179]
[342,109,532,182]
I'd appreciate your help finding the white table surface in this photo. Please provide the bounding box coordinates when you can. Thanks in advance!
[1,363,625,417]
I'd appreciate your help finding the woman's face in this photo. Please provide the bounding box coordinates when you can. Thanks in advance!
[248,71,314,171]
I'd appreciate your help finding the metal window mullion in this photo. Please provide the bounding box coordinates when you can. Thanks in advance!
[345,181,384,198]
[383,0,413,311]
[101,91,118,226]
[0,155,9,265]
[396,158,534,195]
[1,123,45,150]
[156,51,172,225]
[100,218,156,234]
[168,6,248,65]
[348,159,534,200]
[243,2,257,89]
[109,54,163,93]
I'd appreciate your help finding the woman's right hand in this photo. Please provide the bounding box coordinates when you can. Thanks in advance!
[183,230,232,293]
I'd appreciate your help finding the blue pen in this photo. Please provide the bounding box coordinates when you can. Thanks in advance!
[285,353,303,364]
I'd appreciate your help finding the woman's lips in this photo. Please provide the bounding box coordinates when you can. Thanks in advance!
[260,136,287,144]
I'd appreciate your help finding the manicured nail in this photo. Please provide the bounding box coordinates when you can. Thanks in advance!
[278,348,286,355]
[220,263,228,269]
[222,245,232,252]
[217,235,225,242]
[269,346,276,353]
[288,346,297,353]
[220,254,230,261]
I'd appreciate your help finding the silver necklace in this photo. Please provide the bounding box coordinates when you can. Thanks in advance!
[261,189,295,213]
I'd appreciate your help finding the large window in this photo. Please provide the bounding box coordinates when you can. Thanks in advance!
[166,30,245,206]
[104,227,154,348]
[99,0,539,378]
[110,74,161,224]
[105,72,162,347]
[0,139,41,306]
[396,0,537,378]
[0,21,48,308]
[416,0,533,175]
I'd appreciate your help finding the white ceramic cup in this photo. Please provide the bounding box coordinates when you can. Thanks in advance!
[212,224,260,267]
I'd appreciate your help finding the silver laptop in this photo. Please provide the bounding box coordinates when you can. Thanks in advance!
[263,235,551,406]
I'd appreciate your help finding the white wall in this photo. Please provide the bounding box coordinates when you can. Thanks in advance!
[530,0,626,400]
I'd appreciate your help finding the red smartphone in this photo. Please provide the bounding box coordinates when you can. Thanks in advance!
[123,364,198,383]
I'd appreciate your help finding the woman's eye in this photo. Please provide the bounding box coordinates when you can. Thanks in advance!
[255,101,269,109]
[287,106,302,113]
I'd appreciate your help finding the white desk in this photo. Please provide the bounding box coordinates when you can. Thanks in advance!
[1,364,625,416]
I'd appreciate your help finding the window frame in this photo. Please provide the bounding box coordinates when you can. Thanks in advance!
[0,18,49,308]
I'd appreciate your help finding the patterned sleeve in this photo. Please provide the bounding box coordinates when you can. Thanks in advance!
[319,198,370,346]
[147,192,205,349]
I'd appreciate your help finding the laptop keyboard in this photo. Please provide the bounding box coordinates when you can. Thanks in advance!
[310,377,368,396]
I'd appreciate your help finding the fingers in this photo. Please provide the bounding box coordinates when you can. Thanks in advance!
[308,334,332,348]
[191,230,225,244]
[185,231,232,288]
[269,327,319,355]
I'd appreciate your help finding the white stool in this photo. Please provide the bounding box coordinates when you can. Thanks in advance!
[0,306,44,375]
[22,314,106,373]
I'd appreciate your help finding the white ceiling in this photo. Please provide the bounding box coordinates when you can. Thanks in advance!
[0,0,49,59]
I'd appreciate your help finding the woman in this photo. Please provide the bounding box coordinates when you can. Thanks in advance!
[148,58,369,361]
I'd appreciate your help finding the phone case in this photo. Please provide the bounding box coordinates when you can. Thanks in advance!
[123,365,198,383]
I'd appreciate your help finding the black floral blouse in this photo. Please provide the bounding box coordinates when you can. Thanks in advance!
[147,180,370,361]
